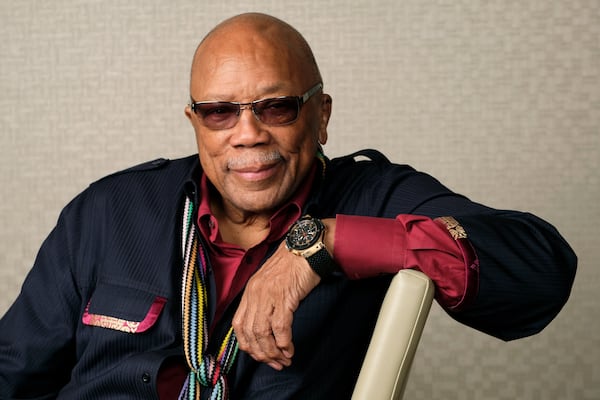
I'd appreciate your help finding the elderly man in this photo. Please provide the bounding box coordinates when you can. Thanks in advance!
[0,12,576,400]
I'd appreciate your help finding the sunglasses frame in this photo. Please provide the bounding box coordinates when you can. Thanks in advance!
[190,82,323,130]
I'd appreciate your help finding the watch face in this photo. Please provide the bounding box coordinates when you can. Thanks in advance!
[287,218,321,250]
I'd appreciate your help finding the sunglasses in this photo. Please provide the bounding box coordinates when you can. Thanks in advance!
[190,83,323,130]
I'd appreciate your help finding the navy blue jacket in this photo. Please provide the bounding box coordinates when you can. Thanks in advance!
[0,150,576,399]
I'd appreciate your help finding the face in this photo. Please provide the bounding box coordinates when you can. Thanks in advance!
[185,25,332,218]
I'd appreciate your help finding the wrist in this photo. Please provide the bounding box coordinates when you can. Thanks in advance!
[321,217,336,256]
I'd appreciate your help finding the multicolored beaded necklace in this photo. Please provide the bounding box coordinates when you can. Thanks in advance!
[179,196,239,400]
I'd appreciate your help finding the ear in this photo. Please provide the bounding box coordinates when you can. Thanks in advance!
[318,94,332,145]
[184,105,194,122]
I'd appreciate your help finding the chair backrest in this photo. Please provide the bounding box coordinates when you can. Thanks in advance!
[352,269,435,400]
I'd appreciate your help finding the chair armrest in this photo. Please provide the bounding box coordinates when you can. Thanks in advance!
[352,269,435,400]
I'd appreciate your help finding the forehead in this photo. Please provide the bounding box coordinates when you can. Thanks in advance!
[190,22,311,98]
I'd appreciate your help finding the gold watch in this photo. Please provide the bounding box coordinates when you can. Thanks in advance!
[285,215,337,278]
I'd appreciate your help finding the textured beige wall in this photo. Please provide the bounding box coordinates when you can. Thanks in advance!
[1,1,598,398]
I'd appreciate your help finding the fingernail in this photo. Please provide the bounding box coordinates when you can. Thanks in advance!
[268,362,283,371]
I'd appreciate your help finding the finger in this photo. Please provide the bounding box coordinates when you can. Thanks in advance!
[232,297,253,354]
[249,303,290,365]
[236,288,284,365]
[271,304,295,359]
[253,327,288,370]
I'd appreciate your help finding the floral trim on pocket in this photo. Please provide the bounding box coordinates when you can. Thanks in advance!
[82,296,167,333]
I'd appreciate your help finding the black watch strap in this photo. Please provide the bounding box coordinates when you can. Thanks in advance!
[306,246,337,279]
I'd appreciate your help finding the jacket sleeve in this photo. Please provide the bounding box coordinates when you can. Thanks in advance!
[325,151,577,341]
[0,192,88,398]
[394,175,578,341]
[450,211,577,340]
[385,172,577,341]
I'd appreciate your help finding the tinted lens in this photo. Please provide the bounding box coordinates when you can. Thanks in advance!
[194,102,240,129]
[253,97,300,125]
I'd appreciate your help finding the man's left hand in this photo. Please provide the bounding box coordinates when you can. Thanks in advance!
[232,241,321,370]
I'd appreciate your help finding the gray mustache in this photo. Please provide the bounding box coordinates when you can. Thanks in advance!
[226,151,282,169]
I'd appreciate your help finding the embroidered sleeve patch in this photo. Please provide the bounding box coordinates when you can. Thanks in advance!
[437,216,468,240]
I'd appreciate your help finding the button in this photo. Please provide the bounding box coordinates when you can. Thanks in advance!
[141,373,151,383]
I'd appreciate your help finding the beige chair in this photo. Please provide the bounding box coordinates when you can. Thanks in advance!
[352,269,435,400]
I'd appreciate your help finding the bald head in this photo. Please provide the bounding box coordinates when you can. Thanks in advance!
[190,13,322,95]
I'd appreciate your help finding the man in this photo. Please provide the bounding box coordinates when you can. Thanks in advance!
[0,12,576,400]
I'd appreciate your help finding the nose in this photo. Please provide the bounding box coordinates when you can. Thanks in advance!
[229,105,269,147]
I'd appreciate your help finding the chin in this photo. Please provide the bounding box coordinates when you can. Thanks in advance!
[232,190,288,215]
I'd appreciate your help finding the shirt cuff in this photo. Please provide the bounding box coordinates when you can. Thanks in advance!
[333,214,479,311]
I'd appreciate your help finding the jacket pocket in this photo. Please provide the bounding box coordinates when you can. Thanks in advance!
[82,282,167,334]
